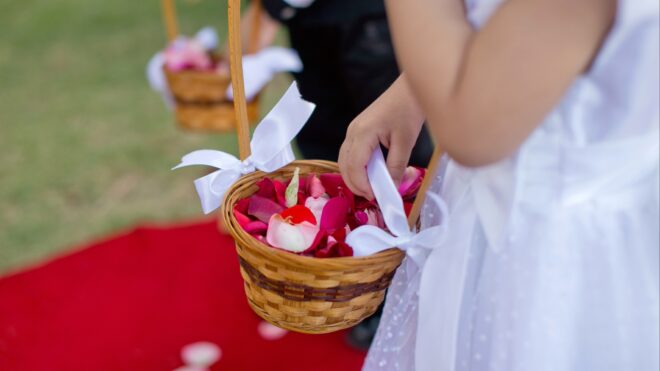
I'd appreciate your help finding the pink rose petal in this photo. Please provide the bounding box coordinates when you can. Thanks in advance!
[354,210,369,226]
[320,197,349,232]
[248,195,285,223]
[234,209,251,229]
[307,175,326,198]
[244,220,268,235]
[365,208,385,228]
[258,321,288,340]
[304,195,329,223]
[398,166,425,199]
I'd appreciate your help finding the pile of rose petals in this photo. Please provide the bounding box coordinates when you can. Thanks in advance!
[233,168,425,258]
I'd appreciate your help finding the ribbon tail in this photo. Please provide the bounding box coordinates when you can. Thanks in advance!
[346,225,401,257]
[193,169,241,214]
[367,148,410,237]
[172,150,241,170]
[146,52,174,109]
[249,82,315,171]
[259,145,295,173]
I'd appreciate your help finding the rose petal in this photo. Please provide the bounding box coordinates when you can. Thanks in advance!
[257,321,288,340]
[285,168,301,207]
[244,220,268,235]
[181,342,221,367]
[234,208,251,229]
[355,210,369,226]
[248,195,285,223]
[319,173,346,197]
[302,229,329,254]
[331,227,347,242]
[255,178,275,199]
[338,241,354,257]
[365,208,385,228]
[320,197,349,232]
[304,195,329,223]
[272,180,287,207]
[281,205,317,225]
[297,191,308,206]
[398,166,425,199]
[235,198,250,215]
[266,214,320,252]
[404,202,413,217]
[307,175,326,198]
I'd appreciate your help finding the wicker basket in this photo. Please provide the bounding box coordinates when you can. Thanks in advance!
[221,160,406,334]
[216,0,441,334]
[160,0,261,132]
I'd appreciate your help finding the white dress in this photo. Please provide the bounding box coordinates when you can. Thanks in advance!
[363,0,660,370]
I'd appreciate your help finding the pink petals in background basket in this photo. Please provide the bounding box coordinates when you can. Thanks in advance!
[233,167,425,258]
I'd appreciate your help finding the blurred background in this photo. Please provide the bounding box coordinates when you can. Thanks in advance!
[0,0,290,274]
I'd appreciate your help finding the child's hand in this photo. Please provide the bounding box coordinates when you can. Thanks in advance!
[339,75,425,200]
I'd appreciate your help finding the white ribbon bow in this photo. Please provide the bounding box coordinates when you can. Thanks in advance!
[173,82,315,214]
[346,149,449,266]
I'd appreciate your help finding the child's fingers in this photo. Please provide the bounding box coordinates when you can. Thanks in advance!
[339,137,375,200]
[385,132,414,186]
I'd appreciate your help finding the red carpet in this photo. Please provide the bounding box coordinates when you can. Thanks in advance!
[0,220,366,370]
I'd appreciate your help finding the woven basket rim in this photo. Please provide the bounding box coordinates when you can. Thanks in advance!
[221,160,405,270]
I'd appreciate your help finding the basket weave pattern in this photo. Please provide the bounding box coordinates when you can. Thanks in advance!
[222,160,405,334]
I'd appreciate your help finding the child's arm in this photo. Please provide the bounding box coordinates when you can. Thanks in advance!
[385,0,615,166]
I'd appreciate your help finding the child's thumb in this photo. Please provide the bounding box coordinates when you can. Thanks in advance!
[386,141,412,186]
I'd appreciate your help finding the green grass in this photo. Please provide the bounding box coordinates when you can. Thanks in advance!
[0,0,290,273]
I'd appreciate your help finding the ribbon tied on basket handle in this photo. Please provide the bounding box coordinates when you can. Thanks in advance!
[173,82,315,214]
[346,149,449,266]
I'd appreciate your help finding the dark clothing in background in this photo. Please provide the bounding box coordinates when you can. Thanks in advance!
[262,0,434,166]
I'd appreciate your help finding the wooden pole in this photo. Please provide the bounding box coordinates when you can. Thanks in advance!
[161,0,179,42]
[228,0,252,160]
[407,147,443,229]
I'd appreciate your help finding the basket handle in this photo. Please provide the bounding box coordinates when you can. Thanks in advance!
[161,0,180,42]
[228,0,252,159]
[407,147,443,229]
[161,0,262,54]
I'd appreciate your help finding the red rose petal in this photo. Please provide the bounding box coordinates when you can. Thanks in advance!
[338,241,354,257]
[404,201,413,217]
[248,195,285,223]
[273,179,288,207]
[331,227,347,242]
[235,198,250,215]
[319,173,346,197]
[255,178,275,199]
[281,205,317,225]
[302,230,326,255]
